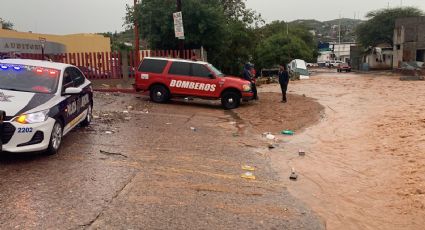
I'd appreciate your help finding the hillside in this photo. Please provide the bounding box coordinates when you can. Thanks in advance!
[290,18,363,42]
[106,18,364,51]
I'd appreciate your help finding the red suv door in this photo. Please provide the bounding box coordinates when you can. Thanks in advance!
[167,61,192,96]
[189,63,220,97]
[167,61,219,98]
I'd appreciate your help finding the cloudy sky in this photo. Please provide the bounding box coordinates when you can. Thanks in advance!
[1,0,424,35]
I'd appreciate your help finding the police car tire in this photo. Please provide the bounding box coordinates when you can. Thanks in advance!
[45,120,63,155]
[150,85,170,103]
[221,91,241,110]
[80,105,93,127]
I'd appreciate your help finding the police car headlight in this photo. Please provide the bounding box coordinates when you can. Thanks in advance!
[242,84,252,92]
[14,110,49,124]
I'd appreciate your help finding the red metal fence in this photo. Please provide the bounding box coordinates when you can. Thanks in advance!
[19,50,196,80]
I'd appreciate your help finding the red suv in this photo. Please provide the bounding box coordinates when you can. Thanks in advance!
[134,58,254,109]
[337,63,351,72]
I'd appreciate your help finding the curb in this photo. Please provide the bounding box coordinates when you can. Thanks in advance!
[93,88,139,94]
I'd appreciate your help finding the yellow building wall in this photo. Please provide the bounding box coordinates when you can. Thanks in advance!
[0,29,111,53]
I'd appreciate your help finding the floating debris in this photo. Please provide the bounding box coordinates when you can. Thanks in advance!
[241,165,256,171]
[268,144,278,149]
[282,130,295,135]
[241,172,256,180]
[290,168,298,181]
[99,150,128,158]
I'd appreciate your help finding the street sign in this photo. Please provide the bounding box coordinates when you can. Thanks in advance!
[173,11,184,39]
[39,37,46,44]
[39,37,46,48]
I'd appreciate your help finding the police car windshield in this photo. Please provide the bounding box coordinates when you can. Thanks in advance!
[0,64,60,94]
[208,64,224,77]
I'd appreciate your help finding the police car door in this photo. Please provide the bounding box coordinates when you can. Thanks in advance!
[68,67,90,126]
[61,67,78,132]
[189,63,219,97]
[61,67,87,133]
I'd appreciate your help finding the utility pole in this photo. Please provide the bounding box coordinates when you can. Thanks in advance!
[177,0,184,58]
[134,0,140,62]
[39,37,46,60]
[338,14,341,61]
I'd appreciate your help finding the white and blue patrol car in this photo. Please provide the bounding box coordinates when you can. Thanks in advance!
[0,59,93,155]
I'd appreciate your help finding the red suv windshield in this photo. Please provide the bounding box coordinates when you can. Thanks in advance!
[208,64,224,76]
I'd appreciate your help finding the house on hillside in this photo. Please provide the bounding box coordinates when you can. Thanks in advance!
[393,16,425,68]
[350,45,393,71]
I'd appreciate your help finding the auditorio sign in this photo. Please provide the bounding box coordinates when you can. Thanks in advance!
[0,37,66,54]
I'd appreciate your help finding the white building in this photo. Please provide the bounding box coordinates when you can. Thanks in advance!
[317,51,334,63]
[317,43,357,65]
[333,43,357,63]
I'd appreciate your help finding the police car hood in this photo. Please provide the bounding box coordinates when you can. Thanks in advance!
[0,89,55,117]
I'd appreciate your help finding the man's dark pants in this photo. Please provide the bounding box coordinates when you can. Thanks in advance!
[251,82,258,100]
[279,81,288,101]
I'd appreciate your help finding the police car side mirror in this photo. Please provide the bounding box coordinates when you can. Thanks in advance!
[63,87,83,95]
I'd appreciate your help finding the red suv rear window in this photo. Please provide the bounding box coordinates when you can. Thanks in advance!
[138,59,168,73]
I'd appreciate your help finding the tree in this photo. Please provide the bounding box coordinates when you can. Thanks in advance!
[0,18,13,30]
[254,32,315,69]
[125,0,263,75]
[356,7,424,47]
[101,32,133,51]
[219,0,264,26]
[126,0,226,53]
[253,21,318,69]
[215,20,257,75]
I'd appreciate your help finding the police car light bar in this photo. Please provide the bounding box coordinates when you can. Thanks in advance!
[34,68,59,77]
[0,64,58,76]
[0,64,24,71]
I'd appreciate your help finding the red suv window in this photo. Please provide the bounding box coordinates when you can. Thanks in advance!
[191,64,211,78]
[139,59,168,73]
[169,62,191,75]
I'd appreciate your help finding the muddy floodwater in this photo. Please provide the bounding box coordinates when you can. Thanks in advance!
[262,71,425,230]
[1,70,423,229]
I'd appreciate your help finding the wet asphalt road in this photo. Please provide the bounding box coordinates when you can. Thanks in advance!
[0,93,324,229]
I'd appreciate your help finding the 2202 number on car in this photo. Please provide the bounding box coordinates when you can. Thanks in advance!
[17,127,33,133]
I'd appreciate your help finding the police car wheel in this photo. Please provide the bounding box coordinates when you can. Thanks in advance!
[150,85,170,103]
[80,105,93,127]
[221,91,241,110]
[46,120,63,155]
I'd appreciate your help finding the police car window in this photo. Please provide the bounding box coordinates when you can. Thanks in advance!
[63,68,74,88]
[0,64,60,94]
[138,59,167,73]
[169,62,191,76]
[191,64,211,78]
[71,67,85,87]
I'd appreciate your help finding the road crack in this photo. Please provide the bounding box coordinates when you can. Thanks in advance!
[77,171,139,229]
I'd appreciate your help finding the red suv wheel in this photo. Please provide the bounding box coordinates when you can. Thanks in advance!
[150,85,170,103]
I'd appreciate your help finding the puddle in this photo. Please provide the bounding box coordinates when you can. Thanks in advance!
[224,110,249,136]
